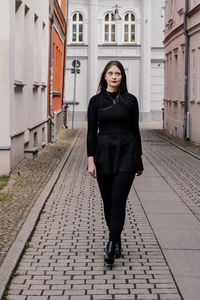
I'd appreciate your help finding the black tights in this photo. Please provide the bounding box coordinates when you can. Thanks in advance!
[97,171,135,242]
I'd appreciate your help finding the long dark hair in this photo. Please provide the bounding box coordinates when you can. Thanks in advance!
[97,60,128,94]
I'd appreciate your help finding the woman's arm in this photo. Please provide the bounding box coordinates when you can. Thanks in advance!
[87,97,98,178]
[130,95,144,174]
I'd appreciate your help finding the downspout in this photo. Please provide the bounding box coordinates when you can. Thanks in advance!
[63,0,69,105]
[62,0,69,128]
[49,0,54,142]
[183,0,189,140]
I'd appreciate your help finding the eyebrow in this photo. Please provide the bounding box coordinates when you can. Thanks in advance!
[108,71,121,74]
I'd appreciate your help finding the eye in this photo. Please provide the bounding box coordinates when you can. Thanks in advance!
[108,72,112,75]
[116,72,121,76]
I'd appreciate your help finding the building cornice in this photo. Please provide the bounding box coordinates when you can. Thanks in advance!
[188,3,200,17]
[54,13,65,42]
[188,23,200,36]
[0,147,11,151]
[54,0,66,27]
[10,130,25,139]
[98,44,141,48]
[163,23,184,45]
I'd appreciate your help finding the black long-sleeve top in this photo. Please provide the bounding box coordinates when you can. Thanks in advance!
[87,90,143,174]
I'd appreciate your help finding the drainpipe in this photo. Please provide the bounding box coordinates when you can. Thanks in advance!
[49,0,55,142]
[183,0,189,140]
[62,0,69,128]
[63,0,69,104]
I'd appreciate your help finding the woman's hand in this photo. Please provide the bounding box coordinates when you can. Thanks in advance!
[136,170,143,176]
[88,157,97,178]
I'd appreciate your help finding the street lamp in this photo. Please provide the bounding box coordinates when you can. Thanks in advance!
[112,4,121,21]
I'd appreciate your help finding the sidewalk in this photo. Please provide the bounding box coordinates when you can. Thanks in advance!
[2,130,182,300]
[1,123,200,299]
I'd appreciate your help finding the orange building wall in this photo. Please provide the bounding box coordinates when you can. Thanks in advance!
[48,0,66,115]
[61,0,66,19]
[52,29,65,112]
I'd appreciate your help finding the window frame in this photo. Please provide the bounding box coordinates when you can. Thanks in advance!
[103,12,116,43]
[123,12,136,44]
[71,12,84,44]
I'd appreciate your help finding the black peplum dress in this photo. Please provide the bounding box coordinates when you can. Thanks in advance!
[87,90,143,175]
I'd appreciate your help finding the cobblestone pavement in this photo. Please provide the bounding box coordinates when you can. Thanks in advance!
[6,130,182,300]
[152,129,200,158]
[142,129,200,220]
[0,129,78,267]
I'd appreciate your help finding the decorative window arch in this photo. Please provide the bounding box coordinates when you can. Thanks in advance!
[72,12,83,43]
[104,12,116,43]
[123,12,136,43]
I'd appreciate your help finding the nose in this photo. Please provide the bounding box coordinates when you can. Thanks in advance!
[112,73,116,79]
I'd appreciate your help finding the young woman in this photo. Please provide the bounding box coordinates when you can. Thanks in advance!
[87,61,143,265]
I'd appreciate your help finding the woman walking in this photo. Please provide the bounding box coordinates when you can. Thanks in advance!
[87,61,143,265]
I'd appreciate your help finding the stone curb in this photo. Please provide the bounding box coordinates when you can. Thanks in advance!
[0,129,81,299]
[151,129,200,161]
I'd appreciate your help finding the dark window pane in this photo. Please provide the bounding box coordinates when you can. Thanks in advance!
[72,24,76,33]
[131,24,135,33]
[73,14,76,21]
[105,33,109,42]
[131,13,135,21]
[79,13,83,21]
[105,24,109,33]
[111,33,115,42]
[131,33,135,42]
[72,33,76,42]
[111,24,115,33]
[79,24,83,33]
[124,33,128,42]
[125,24,128,33]
[79,33,83,42]
[105,13,109,21]
[125,13,128,21]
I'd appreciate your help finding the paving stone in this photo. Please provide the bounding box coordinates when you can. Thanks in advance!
[26,297,48,300]
[70,297,91,300]
[7,296,26,300]
[49,297,69,300]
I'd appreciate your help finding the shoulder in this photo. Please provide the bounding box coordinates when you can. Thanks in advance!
[125,92,138,102]
[88,92,102,105]
[88,91,108,110]
[121,92,138,106]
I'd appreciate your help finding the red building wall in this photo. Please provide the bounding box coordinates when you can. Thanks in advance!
[48,0,66,115]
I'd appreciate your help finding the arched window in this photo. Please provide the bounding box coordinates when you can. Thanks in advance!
[104,13,116,43]
[72,12,83,43]
[124,13,136,43]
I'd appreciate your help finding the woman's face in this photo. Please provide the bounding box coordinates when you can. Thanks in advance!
[104,65,122,91]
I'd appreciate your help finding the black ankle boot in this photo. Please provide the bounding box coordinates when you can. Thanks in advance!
[115,239,122,259]
[105,241,116,265]
[106,239,122,259]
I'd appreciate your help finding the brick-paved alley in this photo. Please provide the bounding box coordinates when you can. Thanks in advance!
[5,128,200,300]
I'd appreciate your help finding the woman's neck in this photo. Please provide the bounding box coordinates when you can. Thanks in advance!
[106,87,119,93]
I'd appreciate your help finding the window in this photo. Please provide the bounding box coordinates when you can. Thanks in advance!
[191,50,196,102]
[174,54,178,100]
[72,12,83,43]
[104,13,116,43]
[123,13,135,43]
[198,48,200,101]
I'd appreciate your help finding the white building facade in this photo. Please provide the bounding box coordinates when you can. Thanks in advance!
[0,0,49,175]
[64,0,165,122]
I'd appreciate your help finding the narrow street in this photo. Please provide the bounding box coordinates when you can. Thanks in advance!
[5,128,200,300]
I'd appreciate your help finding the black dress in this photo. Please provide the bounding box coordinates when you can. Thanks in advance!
[87,90,143,174]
